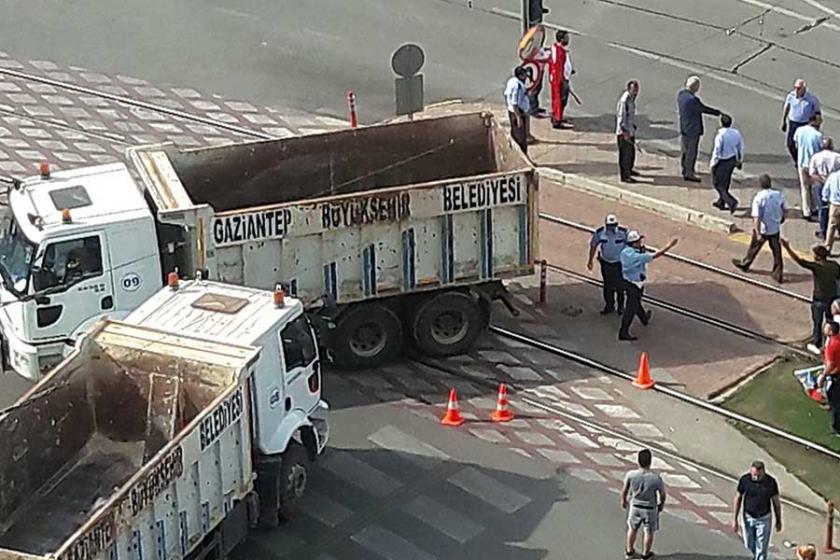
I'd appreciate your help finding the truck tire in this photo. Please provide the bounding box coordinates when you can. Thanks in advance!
[278,442,310,521]
[412,291,485,357]
[332,304,403,368]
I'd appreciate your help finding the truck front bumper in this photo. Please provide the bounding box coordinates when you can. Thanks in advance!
[0,315,64,381]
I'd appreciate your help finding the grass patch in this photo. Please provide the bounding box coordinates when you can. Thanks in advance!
[723,355,840,502]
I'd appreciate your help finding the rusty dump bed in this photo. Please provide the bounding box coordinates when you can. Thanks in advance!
[0,322,244,557]
[161,112,526,212]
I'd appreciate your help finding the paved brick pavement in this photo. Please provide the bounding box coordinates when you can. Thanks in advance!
[0,50,345,175]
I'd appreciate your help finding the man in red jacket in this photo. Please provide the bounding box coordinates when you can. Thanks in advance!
[548,30,571,128]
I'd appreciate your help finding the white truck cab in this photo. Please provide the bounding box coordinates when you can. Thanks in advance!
[0,163,161,379]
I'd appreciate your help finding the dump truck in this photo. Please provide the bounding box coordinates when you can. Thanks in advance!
[0,279,329,560]
[0,111,537,379]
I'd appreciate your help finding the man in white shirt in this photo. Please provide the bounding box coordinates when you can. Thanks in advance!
[616,80,640,183]
[824,170,840,253]
[504,66,530,155]
[794,112,824,219]
[710,114,743,213]
[733,174,788,283]
[809,138,840,240]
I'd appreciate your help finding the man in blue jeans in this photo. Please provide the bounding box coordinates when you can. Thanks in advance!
[732,460,782,560]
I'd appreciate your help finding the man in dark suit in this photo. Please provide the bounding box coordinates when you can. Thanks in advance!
[677,76,722,182]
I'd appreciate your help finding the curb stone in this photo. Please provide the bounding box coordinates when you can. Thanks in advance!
[538,167,739,236]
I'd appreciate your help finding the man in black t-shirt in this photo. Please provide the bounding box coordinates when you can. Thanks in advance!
[732,460,782,560]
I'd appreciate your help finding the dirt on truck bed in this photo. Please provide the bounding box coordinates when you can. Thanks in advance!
[0,327,235,556]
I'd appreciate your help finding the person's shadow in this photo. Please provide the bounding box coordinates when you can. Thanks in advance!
[652,554,752,559]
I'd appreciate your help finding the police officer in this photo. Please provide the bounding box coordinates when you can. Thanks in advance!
[587,214,628,314]
[618,231,678,341]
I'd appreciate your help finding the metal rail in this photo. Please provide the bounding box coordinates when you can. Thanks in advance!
[488,325,840,463]
[415,355,825,518]
[540,212,812,303]
[0,67,272,141]
[542,260,811,358]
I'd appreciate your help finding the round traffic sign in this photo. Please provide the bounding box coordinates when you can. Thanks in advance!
[391,44,425,77]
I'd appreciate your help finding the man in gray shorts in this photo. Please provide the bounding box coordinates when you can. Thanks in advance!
[621,449,667,559]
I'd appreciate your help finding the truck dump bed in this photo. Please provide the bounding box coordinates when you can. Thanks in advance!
[0,321,258,560]
[130,112,537,306]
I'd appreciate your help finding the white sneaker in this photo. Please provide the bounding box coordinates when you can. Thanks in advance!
[807,343,821,355]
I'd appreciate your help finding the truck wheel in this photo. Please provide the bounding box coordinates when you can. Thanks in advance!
[332,304,403,368]
[412,291,485,357]
[278,442,310,521]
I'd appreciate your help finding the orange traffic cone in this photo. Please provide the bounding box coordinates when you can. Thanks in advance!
[491,383,515,422]
[632,352,655,390]
[441,388,465,427]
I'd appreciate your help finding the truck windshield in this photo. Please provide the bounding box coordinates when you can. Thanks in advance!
[0,221,36,297]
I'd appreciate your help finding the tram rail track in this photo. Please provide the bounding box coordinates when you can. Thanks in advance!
[540,212,812,303]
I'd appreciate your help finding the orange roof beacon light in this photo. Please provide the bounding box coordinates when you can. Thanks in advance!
[273,284,285,308]
[61,208,72,224]
[167,270,179,291]
[39,161,50,180]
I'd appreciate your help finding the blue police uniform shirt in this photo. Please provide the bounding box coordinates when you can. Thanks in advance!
[620,246,653,284]
[784,90,821,123]
[590,225,628,263]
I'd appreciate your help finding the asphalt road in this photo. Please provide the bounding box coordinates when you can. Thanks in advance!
[231,370,752,559]
[3,0,840,184]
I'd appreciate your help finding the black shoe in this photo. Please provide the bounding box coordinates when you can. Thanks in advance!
[625,549,636,559]
[731,258,748,271]
[816,231,827,240]
[600,307,614,315]
[617,305,625,314]
[712,200,725,210]
[620,177,638,183]
[630,170,641,177]
[683,176,702,183]
[641,310,653,326]
[641,553,655,560]
[729,201,739,214]
[619,334,638,341]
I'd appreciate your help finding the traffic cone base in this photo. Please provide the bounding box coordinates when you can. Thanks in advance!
[441,388,465,427]
[491,383,515,423]
[632,352,655,390]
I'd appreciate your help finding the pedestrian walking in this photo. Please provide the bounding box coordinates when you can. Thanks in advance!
[621,449,666,560]
[618,231,678,341]
[808,138,840,240]
[710,113,743,213]
[677,76,722,182]
[504,66,530,155]
[794,112,823,219]
[818,320,840,435]
[587,214,628,314]
[782,79,821,164]
[779,239,840,354]
[732,460,782,560]
[732,174,787,283]
[548,30,573,129]
[616,80,640,183]
[824,170,840,254]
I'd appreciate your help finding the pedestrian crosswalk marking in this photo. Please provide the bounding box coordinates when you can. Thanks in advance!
[402,495,484,544]
[351,525,436,560]
[447,467,531,514]
[368,426,450,468]
[320,450,403,498]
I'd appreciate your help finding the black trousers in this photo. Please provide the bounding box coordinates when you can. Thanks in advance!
[712,157,738,209]
[508,111,528,154]
[737,231,783,282]
[617,135,636,180]
[811,299,833,347]
[528,78,543,115]
[599,258,625,311]
[619,282,647,337]
[786,120,807,164]
[828,382,840,433]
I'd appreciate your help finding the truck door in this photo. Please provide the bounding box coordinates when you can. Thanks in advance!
[278,314,320,415]
[29,234,114,341]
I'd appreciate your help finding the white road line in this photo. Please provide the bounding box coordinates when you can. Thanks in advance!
[351,525,436,560]
[734,0,840,31]
[447,466,532,514]
[402,495,485,544]
[797,0,840,18]
[320,451,403,498]
[301,491,354,528]
[368,426,450,468]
